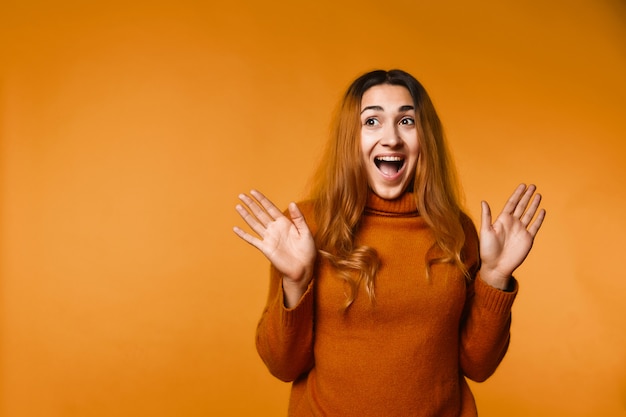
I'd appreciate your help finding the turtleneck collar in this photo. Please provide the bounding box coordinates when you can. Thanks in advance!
[364,191,419,217]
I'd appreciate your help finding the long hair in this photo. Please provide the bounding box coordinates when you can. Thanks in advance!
[310,69,467,309]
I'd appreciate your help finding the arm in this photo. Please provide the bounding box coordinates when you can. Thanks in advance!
[459,184,545,381]
[233,190,317,381]
[459,271,518,382]
[255,265,316,382]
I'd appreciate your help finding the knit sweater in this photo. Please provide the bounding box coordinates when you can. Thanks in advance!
[256,192,517,416]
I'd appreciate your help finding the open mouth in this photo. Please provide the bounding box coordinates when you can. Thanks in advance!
[374,156,405,176]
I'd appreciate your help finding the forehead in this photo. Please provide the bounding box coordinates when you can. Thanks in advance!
[360,84,413,109]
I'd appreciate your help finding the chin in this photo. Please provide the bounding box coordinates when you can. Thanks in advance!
[371,185,407,200]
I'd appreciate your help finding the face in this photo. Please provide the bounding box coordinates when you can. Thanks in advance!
[360,84,419,200]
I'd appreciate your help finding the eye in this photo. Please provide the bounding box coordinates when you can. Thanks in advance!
[400,117,415,126]
[364,117,380,126]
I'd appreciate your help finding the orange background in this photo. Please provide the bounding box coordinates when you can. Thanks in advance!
[1,1,625,416]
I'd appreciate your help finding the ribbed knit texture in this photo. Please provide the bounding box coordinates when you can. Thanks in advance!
[256,192,517,416]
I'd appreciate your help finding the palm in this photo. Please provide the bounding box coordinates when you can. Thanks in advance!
[234,190,316,285]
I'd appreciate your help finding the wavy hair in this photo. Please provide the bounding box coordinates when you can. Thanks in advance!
[310,69,467,309]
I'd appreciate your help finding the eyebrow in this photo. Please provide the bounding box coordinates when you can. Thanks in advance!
[360,105,415,114]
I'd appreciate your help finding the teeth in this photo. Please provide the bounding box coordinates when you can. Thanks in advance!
[374,155,405,174]
[375,156,404,162]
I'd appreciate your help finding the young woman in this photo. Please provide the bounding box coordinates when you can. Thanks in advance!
[233,69,545,416]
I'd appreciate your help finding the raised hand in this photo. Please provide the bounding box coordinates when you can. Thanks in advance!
[479,184,546,290]
[234,190,316,307]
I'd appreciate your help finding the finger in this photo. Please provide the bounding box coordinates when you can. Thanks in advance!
[501,183,527,215]
[513,184,537,218]
[481,200,493,233]
[235,203,267,237]
[232,225,264,251]
[288,202,311,236]
[527,208,546,237]
[520,193,542,227]
[239,192,274,227]
[250,189,285,220]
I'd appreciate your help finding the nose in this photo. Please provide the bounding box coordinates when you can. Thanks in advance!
[380,124,402,147]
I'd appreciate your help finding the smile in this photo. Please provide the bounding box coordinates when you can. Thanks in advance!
[374,156,405,177]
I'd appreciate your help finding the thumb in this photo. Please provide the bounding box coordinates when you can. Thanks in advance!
[481,201,492,234]
[288,202,311,235]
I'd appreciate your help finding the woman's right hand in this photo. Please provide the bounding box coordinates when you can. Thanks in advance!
[233,190,316,307]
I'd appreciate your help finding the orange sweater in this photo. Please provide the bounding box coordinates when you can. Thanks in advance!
[256,192,517,416]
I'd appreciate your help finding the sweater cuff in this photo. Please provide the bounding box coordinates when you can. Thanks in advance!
[279,280,314,330]
[474,275,518,315]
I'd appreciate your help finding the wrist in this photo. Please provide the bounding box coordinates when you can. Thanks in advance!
[479,268,512,291]
[282,276,311,308]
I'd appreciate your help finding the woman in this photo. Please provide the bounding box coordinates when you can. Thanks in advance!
[233,69,545,416]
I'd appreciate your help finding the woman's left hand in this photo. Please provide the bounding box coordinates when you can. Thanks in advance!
[479,184,546,290]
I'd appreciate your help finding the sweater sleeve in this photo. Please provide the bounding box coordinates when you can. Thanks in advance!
[458,213,518,382]
[255,265,315,382]
[459,274,517,382]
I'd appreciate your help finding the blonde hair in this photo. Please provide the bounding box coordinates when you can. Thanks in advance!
[310,69,467,309]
